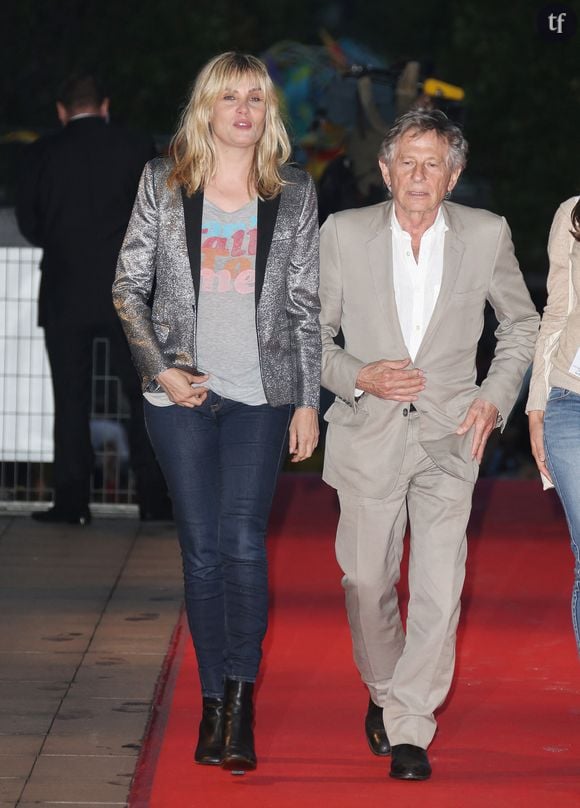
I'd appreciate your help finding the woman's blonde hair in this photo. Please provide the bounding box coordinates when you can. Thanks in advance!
[168,52,291,199]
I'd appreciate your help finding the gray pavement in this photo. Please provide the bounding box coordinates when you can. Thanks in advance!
[0,512,183,806]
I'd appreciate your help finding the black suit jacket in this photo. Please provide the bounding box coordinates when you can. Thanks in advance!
[16,116,156,327]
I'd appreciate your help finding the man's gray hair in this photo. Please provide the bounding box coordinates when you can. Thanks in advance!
[379,108,468,172]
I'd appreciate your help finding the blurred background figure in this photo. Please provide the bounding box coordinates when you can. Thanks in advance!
[527,195,580,655]
[261,35,469,226]
[15,73,170,524]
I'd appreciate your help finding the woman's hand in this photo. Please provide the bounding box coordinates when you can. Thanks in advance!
[288,407,319,463]
[528,409,552,483]
[156,368,209,408]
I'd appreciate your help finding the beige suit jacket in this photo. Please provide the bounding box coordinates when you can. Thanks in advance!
[526,196,580,411]
[320,200,539,499]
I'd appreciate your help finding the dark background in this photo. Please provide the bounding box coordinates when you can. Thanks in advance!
[3,0,579,282]
[2,0,579,475]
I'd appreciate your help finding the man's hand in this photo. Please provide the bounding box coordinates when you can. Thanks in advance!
[528,410,552,483]
[456,398,499,463]
[288,407,319,463]
[356,358,425,401]
[156,368,209,408]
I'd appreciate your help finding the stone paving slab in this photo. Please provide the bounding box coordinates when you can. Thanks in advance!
[0,681,68,700]
[89,616,180,656]
[43,696,151,756]
[0,736,44,756]
[19,754,135,803]
[0,513,181,806]
[0,777,26,804]
[69,652,166,700]
[0,754,34,779]
[0,707,56,737]
[0,615,100,654]
[0,688,66,738]
[5,804,128,808]
[0,651,83,683]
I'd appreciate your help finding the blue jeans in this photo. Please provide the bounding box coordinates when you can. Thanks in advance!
[544,386,580,655]
[145,392,291,697]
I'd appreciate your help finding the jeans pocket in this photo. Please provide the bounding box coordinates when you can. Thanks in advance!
[547,386,571,402]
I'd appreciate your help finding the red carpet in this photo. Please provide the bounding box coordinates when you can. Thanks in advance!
[130,476,580,807]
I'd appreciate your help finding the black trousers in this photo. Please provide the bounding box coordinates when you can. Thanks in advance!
[43,317,166,512]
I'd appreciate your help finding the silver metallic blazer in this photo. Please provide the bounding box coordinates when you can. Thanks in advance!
[113,158,321,409]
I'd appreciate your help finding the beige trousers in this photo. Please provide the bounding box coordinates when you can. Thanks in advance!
[336,414,474,749]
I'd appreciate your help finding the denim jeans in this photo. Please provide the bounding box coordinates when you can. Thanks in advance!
[145,392,292,697]
[544,386,580,655]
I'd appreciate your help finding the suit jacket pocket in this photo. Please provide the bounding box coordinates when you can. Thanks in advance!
[324,398,369,426]
[451,285,487,299]
[420,433,480,483]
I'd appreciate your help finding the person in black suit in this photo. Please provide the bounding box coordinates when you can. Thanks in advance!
[16,74,170,524]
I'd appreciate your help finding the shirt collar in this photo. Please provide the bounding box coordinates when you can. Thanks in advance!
[390,205,448,239]
[68,113,105,122]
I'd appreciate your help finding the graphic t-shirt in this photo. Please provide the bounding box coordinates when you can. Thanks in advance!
[195,197,266,405]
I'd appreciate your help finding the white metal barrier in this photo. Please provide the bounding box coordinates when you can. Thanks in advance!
[0,246,136,510]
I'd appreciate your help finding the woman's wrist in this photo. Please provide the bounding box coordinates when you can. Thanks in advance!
[528,409,545,421]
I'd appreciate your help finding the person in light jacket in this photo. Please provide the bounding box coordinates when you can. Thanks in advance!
[528,195,580,656]
[319,108,539,780]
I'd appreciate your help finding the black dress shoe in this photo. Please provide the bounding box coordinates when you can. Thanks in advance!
[365,698,391,756]
[390,744,432,781]
[221,678,256,772]
[194,697,225,765]
[31,506,91,526]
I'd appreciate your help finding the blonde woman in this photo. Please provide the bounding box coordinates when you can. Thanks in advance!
[113,52,321,772]
[528,196,580,656]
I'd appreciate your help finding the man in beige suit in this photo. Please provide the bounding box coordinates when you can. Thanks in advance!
[320,109,539,780]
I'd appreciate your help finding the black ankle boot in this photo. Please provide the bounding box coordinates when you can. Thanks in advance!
[194,697,225,765]
[221,678,256,771]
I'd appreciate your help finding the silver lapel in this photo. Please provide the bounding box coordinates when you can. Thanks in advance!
[414,203,465,364]
[366,202,408,356]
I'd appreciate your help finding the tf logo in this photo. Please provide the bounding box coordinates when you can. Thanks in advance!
[537,3,578,40]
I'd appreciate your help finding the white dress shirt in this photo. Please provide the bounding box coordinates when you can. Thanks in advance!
[354,205,448,399]
[391,206,448,361]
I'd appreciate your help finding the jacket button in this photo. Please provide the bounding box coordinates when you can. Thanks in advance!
[402,408,409,417]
